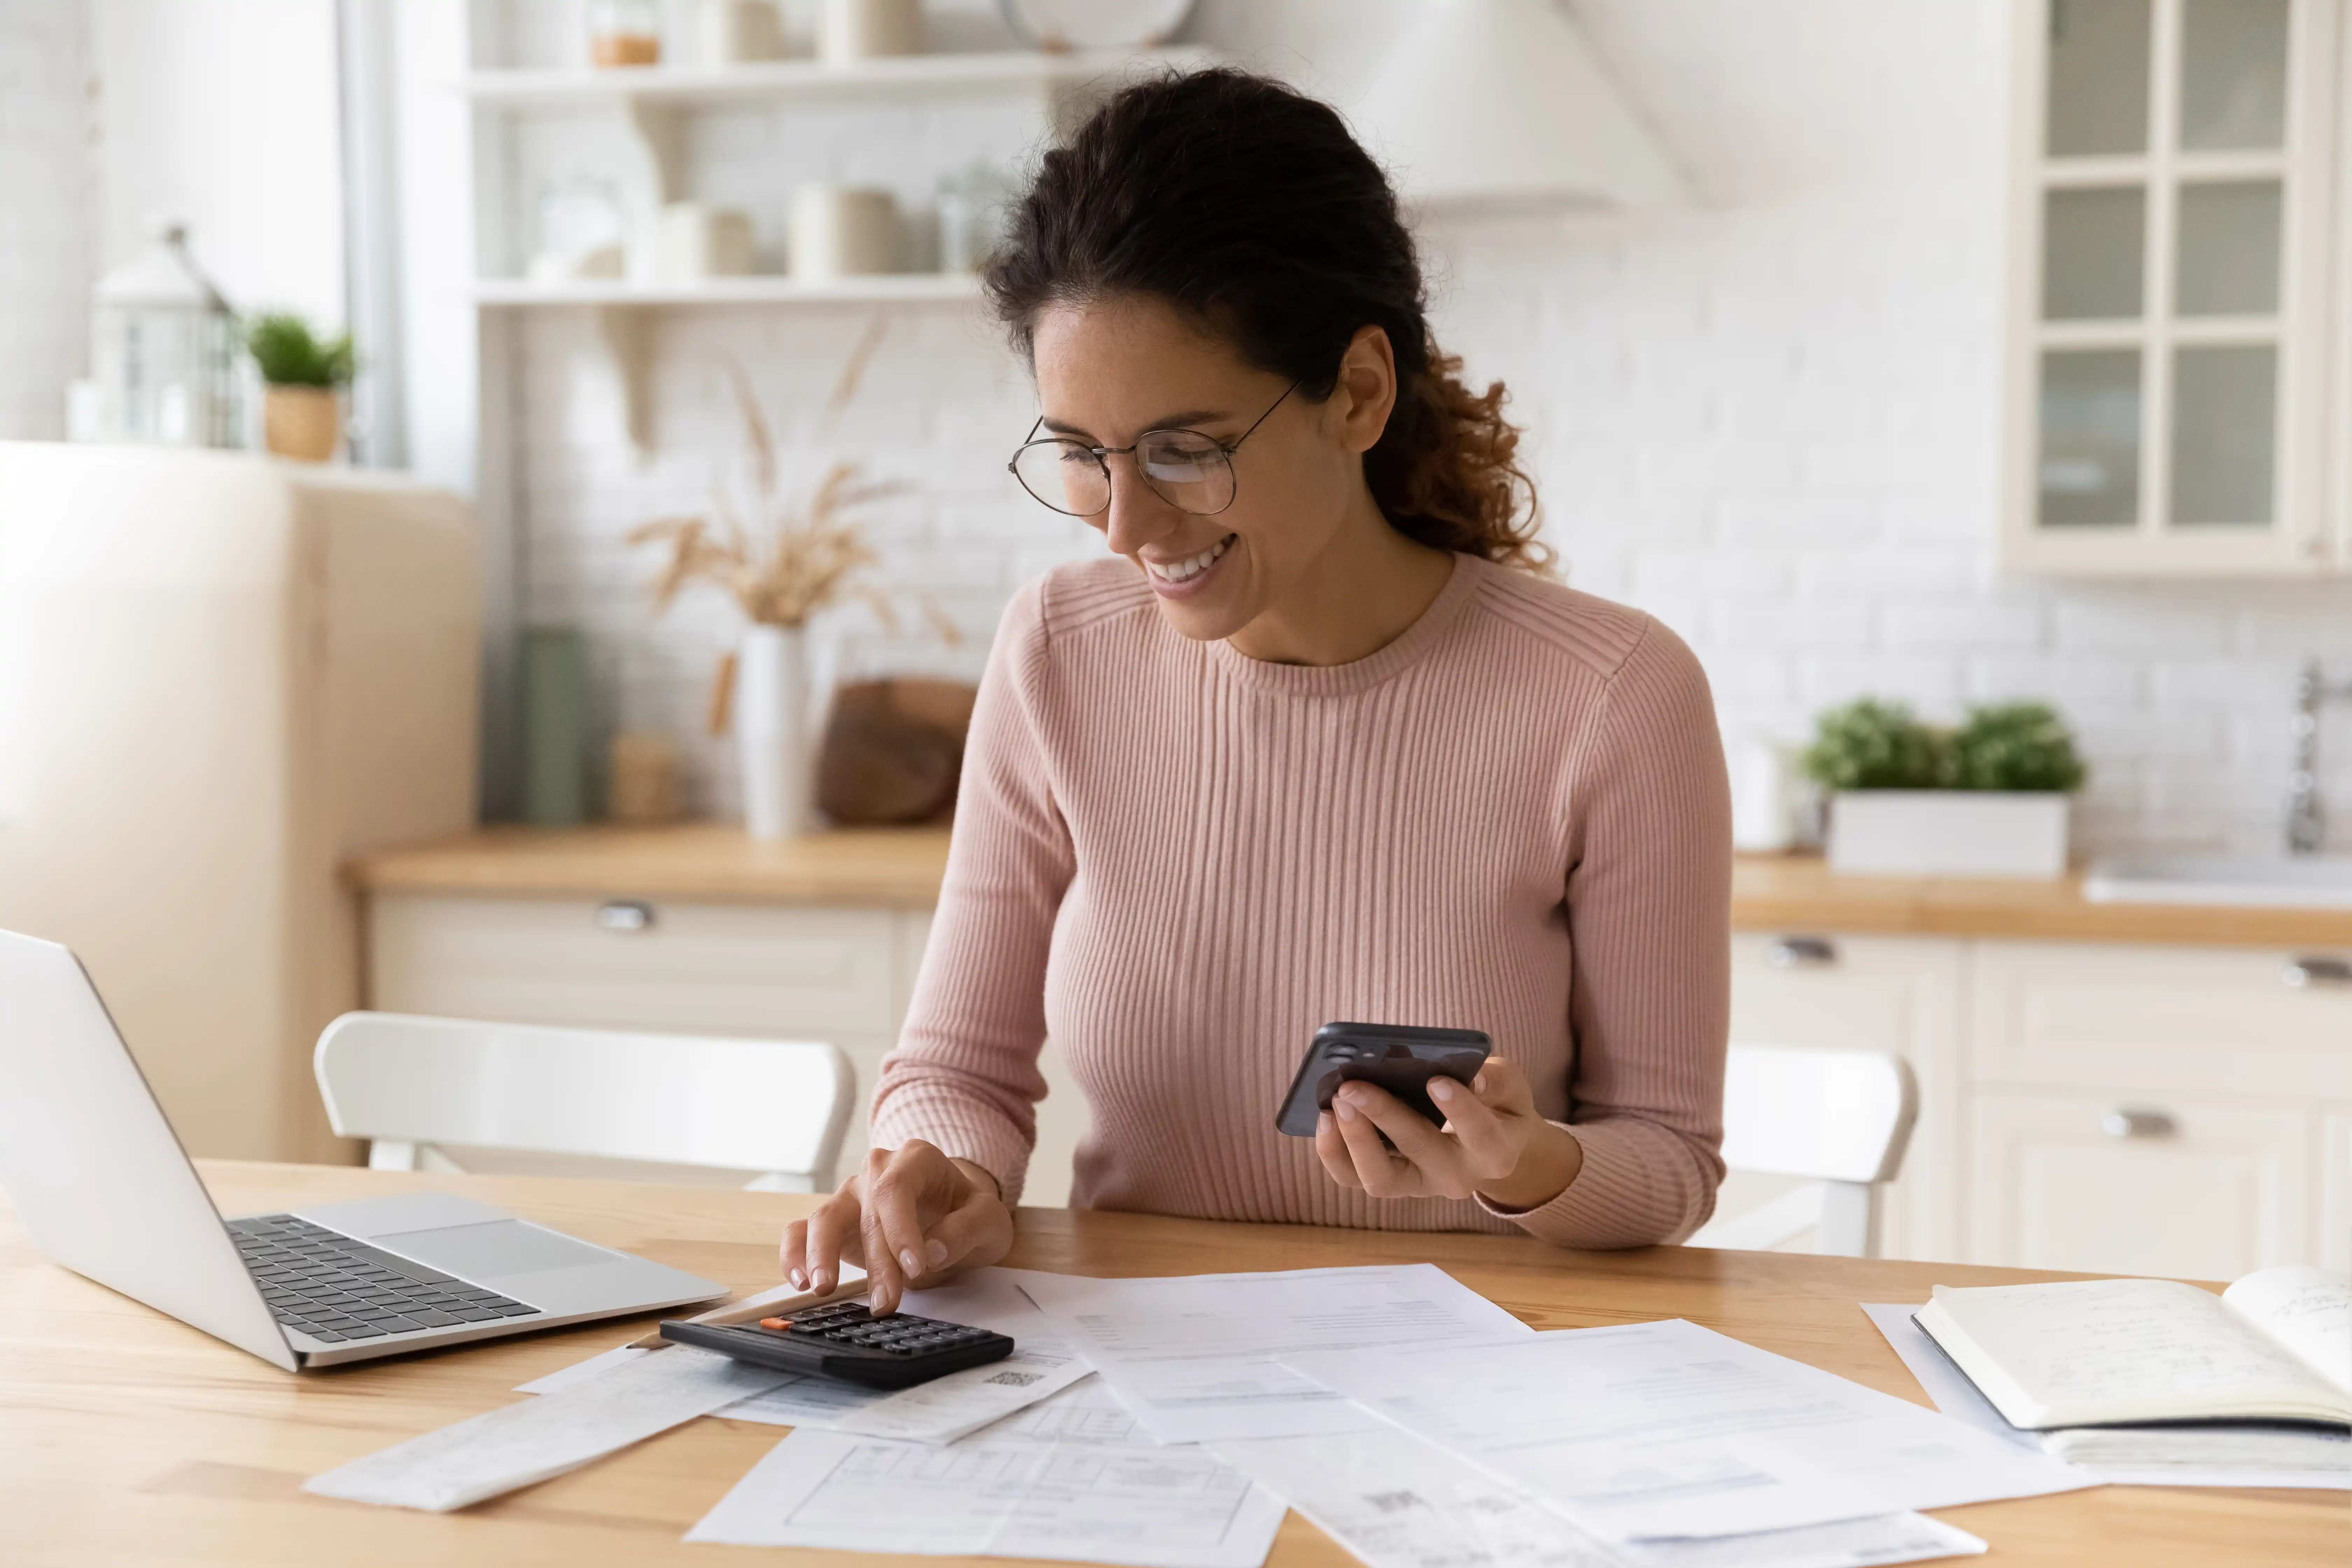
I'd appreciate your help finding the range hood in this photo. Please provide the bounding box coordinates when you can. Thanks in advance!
[1353,0,1686,212]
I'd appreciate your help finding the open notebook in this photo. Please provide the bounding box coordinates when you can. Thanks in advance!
[1914,1267,2350,1473]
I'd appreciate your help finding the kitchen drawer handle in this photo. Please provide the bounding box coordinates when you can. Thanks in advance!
[1765,936,1839,969]
[595,899,657,933]
[2281,955,2352,989]
[2101,1107,2177,1140]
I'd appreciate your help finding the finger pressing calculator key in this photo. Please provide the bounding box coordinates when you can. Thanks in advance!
[659,1298,1015,1389]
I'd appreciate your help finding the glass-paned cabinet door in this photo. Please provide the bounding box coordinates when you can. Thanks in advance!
[2003,0,2341,574]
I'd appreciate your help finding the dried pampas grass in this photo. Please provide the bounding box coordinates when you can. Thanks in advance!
[628,326,955,640]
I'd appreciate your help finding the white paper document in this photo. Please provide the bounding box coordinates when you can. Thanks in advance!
[687,1378,1289,1568]
[307,1346,792,1512]
[1861,1302,2352,1491]
[1285,1318,2090,1542]
[1009,1262,1532,1443]
[1213,1426,1986,1568]
[514,1269,1087,1444]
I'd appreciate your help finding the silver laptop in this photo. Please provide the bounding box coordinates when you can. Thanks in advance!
[0,928,727,1370]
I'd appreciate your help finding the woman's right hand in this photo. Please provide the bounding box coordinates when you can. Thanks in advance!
[780,1139,1016,1316]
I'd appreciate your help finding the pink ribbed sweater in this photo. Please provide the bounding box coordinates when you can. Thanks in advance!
[870,552,1733,1248]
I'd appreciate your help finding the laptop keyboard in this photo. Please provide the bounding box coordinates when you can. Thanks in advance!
[227,1214,540,1343]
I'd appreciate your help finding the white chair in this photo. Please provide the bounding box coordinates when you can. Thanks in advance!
[314,1012,854,1193]
[1686,1044,1918,1259]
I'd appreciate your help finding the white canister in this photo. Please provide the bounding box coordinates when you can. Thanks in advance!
[820,0,919,63]
[788,186,898,279]
[699,0,784,62]
[656,203,756,280]
[738,623,813,842]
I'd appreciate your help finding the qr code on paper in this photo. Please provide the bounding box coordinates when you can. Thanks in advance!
[985,1370,1044,1387]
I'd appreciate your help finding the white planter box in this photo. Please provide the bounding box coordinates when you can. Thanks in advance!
[1827,791,2070,879]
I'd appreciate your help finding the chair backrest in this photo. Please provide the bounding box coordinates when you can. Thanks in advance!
[314,1012,853,1190]
[1690,1045,1919,1258]
[1721,1044,1916,1184]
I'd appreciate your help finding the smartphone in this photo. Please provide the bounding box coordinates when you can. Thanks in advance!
[1275,1022,1494,1138]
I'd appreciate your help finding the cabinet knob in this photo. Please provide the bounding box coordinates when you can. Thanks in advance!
[595,899,657,932]
[2281,955,2352,989]
[2101,1107,2177,1140]
[1765,935,1839,969]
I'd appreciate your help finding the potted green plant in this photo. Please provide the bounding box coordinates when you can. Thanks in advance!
[1801,700,2086,878]
[245,313,354,463]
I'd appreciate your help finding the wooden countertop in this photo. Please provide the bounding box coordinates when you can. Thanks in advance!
[7,1160,2345,1565]
[351,825,2352,948]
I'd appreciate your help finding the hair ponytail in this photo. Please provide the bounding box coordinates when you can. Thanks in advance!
[985,68,1553,576]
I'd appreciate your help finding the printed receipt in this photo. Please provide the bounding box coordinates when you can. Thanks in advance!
[1212,1426,1986,1568]
[688,1377,1288,1568]
[307,1345,791,1512]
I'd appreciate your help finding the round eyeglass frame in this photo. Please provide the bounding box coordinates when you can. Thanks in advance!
[1006,381,1299,518]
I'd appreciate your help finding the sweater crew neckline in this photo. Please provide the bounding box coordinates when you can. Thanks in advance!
[1205,551,1484,697]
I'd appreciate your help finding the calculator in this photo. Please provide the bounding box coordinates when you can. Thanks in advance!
[658,1297,1016,1389]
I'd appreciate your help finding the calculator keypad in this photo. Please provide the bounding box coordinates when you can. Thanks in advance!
[762,1301,997,1357]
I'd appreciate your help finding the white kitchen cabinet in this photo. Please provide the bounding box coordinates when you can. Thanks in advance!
[366,890,1086,1204]
[1970,1089,2312,1278]
[2323,1110,2352,1272]
[2001,0,2348,575]
[1968,938,2352,1099]
[1728,933,1966,1261]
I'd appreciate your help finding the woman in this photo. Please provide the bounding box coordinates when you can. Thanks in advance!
[786,69,1731,1313]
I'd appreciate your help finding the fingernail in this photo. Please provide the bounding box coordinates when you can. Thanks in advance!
[812,1270,832,1293]
[1474,1073,1489,1094]
[788,1268,807,1289]
[1430,1079,1456,1101]
[899,1248,922,1276]
[1335,1098,1358,1122]
[925,1239,948,1267]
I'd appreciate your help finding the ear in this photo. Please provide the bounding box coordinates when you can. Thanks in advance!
[1329,324,1399,456]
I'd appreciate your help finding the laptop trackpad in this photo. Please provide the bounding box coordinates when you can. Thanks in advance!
[374,1219,615,1281]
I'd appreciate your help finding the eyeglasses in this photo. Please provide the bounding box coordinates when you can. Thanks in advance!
[1007,383,1299,518]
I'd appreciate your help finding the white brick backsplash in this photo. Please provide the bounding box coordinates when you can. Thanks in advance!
[493,0,2352,855]
[0,0,93,440]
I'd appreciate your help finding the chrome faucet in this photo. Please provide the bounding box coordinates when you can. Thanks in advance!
[2287,659,2352,855]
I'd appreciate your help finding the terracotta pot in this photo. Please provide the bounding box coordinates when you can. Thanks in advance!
[264,385,340,462]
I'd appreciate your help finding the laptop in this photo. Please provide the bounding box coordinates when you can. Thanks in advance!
[0,928,728,1371]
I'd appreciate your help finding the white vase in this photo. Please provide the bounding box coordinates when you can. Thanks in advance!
[738,623,812,841]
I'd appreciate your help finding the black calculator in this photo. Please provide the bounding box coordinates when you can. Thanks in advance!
[658,1298,1016,1389]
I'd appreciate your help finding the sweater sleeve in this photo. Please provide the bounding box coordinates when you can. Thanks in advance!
[1479,619,1732,1248]
[867,579,1073,1204]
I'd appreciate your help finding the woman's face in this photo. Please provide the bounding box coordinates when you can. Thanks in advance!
[1029,294,1394,644]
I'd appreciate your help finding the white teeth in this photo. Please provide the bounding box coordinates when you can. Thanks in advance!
[1149,534,1234,583]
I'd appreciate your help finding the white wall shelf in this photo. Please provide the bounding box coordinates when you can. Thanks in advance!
[460,48,1215,109]
[469,274,983,307]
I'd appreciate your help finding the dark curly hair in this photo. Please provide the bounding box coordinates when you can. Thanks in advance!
[984,68,1550,574]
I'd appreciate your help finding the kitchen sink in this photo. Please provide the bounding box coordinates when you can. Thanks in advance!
[2082,855,2352,909]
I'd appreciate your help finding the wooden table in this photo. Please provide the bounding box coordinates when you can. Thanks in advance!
[4,1163,2345,1564]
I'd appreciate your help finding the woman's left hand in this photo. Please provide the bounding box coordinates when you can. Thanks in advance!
[1314,1058,1583,1211]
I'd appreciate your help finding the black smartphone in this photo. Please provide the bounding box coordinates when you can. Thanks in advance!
[1275,1022,1493,1138]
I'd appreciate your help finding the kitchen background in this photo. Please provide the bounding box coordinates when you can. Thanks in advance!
[8,0,2351,852]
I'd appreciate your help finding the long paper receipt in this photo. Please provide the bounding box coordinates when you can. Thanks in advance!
[307,1345,791,1511]
[1009,1262,1531,1443]
[688,1378,1288,1568]
[1286,1318,2091,1542]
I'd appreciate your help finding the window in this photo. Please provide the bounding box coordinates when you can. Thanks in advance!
[2003,0,2342,574]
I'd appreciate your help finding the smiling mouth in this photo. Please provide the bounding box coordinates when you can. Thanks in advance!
[1144,534,1237,583]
